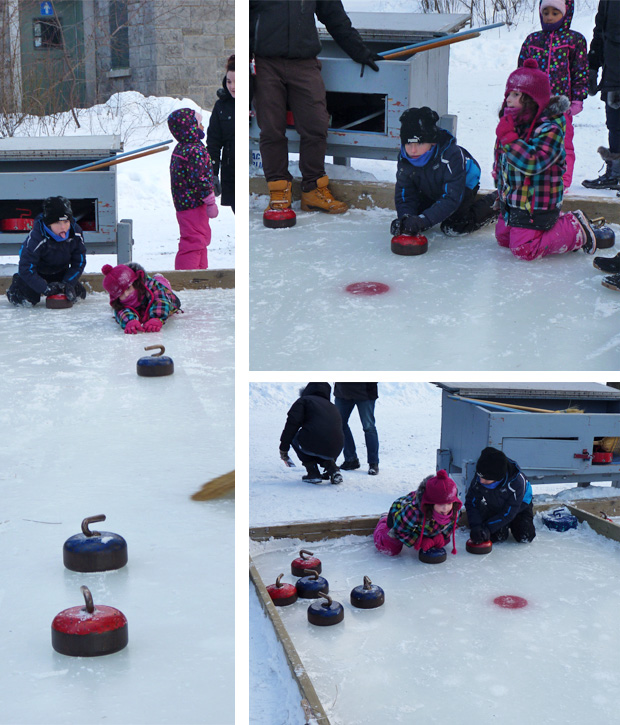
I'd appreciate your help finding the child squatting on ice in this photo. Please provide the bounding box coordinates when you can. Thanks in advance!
[494,58,597,260]
[7,196,87,307]
[518,0,588,190]
[167,108,218,271]
[373,470,463,557]
[466,447,536,544]
[101,262,182,335]
[391,106,499,241]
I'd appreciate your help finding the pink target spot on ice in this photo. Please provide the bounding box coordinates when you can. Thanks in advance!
[345,282,390,296]
[493,595,528,609]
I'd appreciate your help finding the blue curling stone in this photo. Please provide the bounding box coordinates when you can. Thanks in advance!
[296,572,329,599]
[350,576,385,609]
[419,547,447,564]
[136,355,174,377]
[594,224,615,249]
[542,507,578,532]
[307,597,344,626]
[63,531,128,572]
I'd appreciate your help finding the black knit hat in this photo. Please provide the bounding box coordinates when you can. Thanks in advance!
[399,107,440,144]
[43,196,72,226]
[476,447,508,482]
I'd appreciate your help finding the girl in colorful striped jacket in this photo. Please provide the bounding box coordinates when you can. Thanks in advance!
[102,262,182,334]
[373,470,462,557]
[517,0,588,189]
[494,59,596,260]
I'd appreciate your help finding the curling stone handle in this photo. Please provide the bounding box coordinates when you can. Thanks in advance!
[363,576,373,590]
[299,549,314,560]
[275,574,284,588]
[319,591,332,607]
[80,585,95,614]
[81,515,106,537]
[303,569,319,579]
[144,344,165,357]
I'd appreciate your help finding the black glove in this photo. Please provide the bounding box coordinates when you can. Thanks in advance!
[588,68,599,96]
[280,449,296,467]
[470,526,491,544]
[607,91,620,110]
[401,215,427,236]
[212,176,222,197]
[390,218,402,236]
[358,50,382,77]
[43,281,63,297]
[63,283,77,303]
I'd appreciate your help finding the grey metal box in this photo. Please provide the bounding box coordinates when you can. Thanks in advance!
[249,12,469,163]
[435,383,620,496]
[0,136,133,263]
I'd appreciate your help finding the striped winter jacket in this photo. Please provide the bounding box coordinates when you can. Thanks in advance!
[494,96,569,221]
[114,272,181,330]
[517,0,588,101]
[388,488,461,549]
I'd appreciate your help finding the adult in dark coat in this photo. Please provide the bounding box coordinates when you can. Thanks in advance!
[279,382,344,484]
[583,0,620,190]
[334,383,379,475]
[250,0,380,214]
[7,196,87,306]
[465,447,536,544]
[207,55,235,212]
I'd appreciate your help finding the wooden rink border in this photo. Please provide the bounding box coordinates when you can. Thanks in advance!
[250,498,620,724]
[0,268,234,295]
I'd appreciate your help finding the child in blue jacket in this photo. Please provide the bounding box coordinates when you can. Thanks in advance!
[391,107,498,240]
[465,447,536,544]
[7,196,87,306]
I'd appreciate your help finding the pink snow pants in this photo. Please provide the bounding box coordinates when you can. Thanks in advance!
[563,112,575,191]
[175,204,211,270]
[495,212,583,260]
[373,515,404,556]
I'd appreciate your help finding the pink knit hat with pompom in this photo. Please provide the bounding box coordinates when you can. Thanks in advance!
[101,264,137,300]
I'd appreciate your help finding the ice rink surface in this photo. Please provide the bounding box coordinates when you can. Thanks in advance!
[251,522,620,725]
[0,289,234,724]
[249,202,620,372]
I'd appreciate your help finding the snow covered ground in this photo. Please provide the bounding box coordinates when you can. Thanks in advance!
[248,382,620,724]
[248,1,620,371]
[0,289,234,724]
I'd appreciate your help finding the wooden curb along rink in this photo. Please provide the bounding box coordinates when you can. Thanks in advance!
[0,269,234,295]
[250,498,620,723]
[250,177,620,224]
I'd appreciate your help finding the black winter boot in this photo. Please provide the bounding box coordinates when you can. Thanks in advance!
[594,252,620,273]
[582,148,620,190]
[602,273,620,292]
[340,458,360,471]
[302,463,322,483]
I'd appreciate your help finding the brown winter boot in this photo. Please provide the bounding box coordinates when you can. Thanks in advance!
[301,175,348,214]
[263,179,296,228]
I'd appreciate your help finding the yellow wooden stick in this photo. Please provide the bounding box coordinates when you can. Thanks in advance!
[191,471,235,501]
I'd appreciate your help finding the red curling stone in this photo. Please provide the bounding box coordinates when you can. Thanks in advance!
[46,294,73,309]
[52,586,128,657]
[266,574,298,607]
[391,234,428,256]
[345,281,390,296]
[466,539,493,555]
[291,549,322,577]
[494,595,528,609]
[263,208,296,229]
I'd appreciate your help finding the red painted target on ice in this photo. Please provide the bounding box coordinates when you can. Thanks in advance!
[493,595,528,609]
[345,282,390,296]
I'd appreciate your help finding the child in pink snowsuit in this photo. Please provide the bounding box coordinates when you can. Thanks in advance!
[518,0,588,190]
[373,470,462,557]
[167,108,218,270]
[494,59,597,260]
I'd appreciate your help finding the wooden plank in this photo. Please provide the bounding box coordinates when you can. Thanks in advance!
[250,515,380,542]
[567,504,620,543]
[0,269,234,295]
[249,556,330,725]
[569,497,620,518]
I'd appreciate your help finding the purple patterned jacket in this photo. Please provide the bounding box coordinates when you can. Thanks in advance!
[168,108,213,212]
[518,0,588,101]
